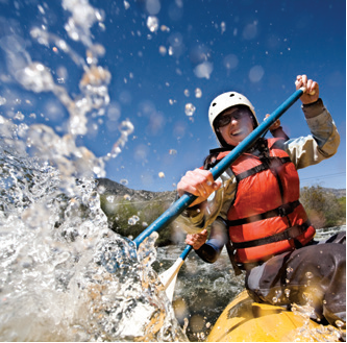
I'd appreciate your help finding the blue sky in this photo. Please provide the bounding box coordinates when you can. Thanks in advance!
[0,0,345,192]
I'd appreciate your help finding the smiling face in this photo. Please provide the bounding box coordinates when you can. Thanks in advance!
[215,106,254,146]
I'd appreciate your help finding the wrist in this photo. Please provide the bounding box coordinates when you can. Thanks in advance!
[302,98,324,119]
[302,99,320,107]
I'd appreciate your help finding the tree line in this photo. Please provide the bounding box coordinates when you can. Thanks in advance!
[299,185,346,229]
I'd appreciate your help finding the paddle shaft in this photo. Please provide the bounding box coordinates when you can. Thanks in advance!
[133,88,305,248]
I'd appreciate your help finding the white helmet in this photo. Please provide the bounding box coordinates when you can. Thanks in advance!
[208,91,259,146]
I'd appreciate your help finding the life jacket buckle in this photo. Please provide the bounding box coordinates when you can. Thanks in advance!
[277,201,298,217]
[278,206,287,217]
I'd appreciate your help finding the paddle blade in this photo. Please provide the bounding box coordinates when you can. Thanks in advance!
[159,257,185,302]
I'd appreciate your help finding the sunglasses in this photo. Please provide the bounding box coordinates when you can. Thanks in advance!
[214,108,252,128]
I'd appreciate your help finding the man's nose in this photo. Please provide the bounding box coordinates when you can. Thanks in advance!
[230,117,238,125]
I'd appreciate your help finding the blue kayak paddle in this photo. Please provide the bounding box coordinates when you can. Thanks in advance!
[134,87,307,250]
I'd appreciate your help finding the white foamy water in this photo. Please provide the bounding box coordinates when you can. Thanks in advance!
[0,148,184,341]
[0,0,186,341]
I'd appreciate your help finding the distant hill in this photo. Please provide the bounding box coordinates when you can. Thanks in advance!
[96,177,176,202]
[320,188,346,199]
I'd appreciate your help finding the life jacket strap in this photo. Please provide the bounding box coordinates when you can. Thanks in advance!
[236,157,291,181]
[232,222,310,249]
[226,200,300,226]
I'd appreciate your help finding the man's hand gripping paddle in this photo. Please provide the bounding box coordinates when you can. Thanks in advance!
[121,88,307,300]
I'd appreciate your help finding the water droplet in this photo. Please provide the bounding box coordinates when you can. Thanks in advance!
[160,25,170,32]
[119,120,134,136]
[146,0,161,15]
[223,54,239,70]
[106,195,114,203]
[158,172,165,178]
[194,62,213,79]
[243,22,258,40]
[184,89,190,97]
[128,217,136,225]
[132,215,139,222]
[305,271,313,279]
[221,21,226,34]
[0,96,7,105]
[169,149,177,155]
[284,289,290,297]
[14,111,25,121]
[124,194,131,201]
[147,16,159,32]
[37,4,45,14]
[124,1,130,10]
[302,292,310,302]
[335,320,344,328]
[120,179,128,186]
[195,88,202,98]
[159,46,167,56]
[185,103,196,116]
[249,65,265,83]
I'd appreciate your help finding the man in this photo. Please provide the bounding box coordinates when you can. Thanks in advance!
[176,75,345,327]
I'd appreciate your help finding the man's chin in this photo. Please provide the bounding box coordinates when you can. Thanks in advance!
[226,135,244,146]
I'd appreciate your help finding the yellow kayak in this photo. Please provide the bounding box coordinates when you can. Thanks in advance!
[206,290,344,342]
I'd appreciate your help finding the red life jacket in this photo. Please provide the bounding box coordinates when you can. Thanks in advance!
[217,138,315,264]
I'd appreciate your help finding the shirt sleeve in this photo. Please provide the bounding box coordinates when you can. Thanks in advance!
[195,217,229,263]
[175,169,237,233]
[283,99,340,170]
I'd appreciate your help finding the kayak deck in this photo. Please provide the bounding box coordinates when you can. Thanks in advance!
[206,290,344,342]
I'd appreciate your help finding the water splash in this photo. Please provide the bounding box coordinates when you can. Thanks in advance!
[288,290,344,341]
[62,0,105,47]
[104,120,134,161]
[0,0,187,341]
